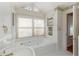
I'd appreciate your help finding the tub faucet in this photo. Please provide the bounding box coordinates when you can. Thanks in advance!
[20,43,23,45]
[3,50,5,54]
[28,41,31,43]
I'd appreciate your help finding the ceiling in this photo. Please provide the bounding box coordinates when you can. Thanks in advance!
[35,2,76,13]
[0,2,77,14]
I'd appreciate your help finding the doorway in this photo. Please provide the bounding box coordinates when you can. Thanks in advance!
[67,13,73,53]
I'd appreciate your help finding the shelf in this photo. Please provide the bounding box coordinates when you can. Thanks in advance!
[47,17,53,36]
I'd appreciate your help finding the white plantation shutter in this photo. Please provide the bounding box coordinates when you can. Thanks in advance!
[17,17,32,38]
[34,19,44,36]
[17,17,45,38]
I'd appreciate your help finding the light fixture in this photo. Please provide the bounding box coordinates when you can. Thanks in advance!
[24,4,39,12]
[24,7,32,11]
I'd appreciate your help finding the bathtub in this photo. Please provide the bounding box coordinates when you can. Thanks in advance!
[6,46,35,56]
[17,37,56,48]
[16,36,59,56]
[0,45,35,56]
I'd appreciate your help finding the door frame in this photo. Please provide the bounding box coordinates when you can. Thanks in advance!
[64,5,78,56]
[66,12,73,53]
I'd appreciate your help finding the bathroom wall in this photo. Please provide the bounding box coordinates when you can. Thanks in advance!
[47,9,64,50]
[0,6,12,36]
[46,10,57,44]
[0,5,13,49]
[47,8,73,51]
[56,9,63,50]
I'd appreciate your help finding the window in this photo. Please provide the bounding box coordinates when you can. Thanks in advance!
[34,28,44,36]
[34,19,44,36]
[16,17,45,38]
[17,18,32,27]
[34,19,44,27]
[17,29,32,38]
[17,17,32,38]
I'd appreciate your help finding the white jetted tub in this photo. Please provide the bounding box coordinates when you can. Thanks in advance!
[0,45,35,56]
[17,37,59,56]
[17,37,56,48]
[0,34,35,56]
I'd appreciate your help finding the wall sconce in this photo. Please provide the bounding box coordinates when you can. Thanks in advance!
[2,24,8,33]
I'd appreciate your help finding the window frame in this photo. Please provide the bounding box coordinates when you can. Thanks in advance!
[16,15,45,39]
